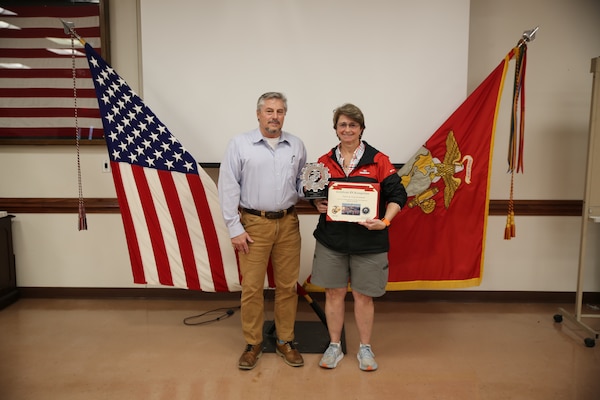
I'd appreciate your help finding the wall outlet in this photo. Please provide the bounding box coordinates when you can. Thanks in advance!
[102,159,111,173]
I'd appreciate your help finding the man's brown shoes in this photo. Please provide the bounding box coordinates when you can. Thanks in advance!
[238,341,304,370]
[238,343,263,370]
[276,341,304,367]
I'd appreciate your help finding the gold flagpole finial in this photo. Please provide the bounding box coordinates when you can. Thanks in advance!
[522,26,539,42]
[518,26,538,48]
[61,19,86,45]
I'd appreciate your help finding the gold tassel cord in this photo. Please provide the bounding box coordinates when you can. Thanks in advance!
[504,171,516,239]
[504,30,533,240]
[70,33,87,231]
[509,43,527,173]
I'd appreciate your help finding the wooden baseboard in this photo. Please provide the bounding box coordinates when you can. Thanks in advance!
[15,287,599,304]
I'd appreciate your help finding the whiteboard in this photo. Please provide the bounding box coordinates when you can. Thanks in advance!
[586,57,600,218]
[139,0,470,163]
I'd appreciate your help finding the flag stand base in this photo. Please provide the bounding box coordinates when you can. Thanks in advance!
[262,320,346,354]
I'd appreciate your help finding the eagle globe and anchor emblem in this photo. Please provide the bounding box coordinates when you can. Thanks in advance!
[301,162,330,199]
[398,130,473,214]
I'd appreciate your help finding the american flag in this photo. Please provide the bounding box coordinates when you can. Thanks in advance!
[0,3,104,141]
[85,42,241,292]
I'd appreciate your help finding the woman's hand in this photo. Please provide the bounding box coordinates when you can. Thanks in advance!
[357,218,388,231]
[314,198,328,214]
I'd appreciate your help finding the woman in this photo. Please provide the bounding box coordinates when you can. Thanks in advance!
[311,103,407,371]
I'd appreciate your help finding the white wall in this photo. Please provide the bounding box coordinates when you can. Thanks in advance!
[138,0,470,163]
[1,0,599,292]
[467,0,600,292]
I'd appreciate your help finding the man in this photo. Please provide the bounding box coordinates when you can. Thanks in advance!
[218,92,307,370]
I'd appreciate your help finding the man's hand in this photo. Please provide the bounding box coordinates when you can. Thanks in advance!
[231,232,253,254]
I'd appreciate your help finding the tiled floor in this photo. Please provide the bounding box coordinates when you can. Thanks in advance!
[1,297,599,400]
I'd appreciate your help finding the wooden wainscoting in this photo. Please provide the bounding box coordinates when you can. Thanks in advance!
[0,197,586,303]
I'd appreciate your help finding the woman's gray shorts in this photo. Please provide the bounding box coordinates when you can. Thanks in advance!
[310,241,388,297]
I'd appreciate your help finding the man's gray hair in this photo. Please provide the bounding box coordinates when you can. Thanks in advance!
[257,92,288,112]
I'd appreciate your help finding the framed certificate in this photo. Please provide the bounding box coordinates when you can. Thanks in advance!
[326,182,380,222]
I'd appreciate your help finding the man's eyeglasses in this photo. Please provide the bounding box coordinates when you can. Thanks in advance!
[336,122,360,129]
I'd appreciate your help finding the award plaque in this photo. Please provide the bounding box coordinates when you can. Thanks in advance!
[326,182,380,222]
[301,162,330,199]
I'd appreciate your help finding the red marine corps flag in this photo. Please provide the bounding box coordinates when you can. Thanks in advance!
[386,38,530,289]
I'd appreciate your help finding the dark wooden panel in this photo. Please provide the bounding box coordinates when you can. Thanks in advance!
[0,216,18,309]
[0,198,583,216]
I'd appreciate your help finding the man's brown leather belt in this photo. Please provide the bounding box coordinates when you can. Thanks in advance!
[242,205,295,219]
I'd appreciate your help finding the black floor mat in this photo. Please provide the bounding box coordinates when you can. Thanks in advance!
[262,320,346,354]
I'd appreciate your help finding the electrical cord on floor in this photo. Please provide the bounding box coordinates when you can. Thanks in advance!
[183,306,240,326]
